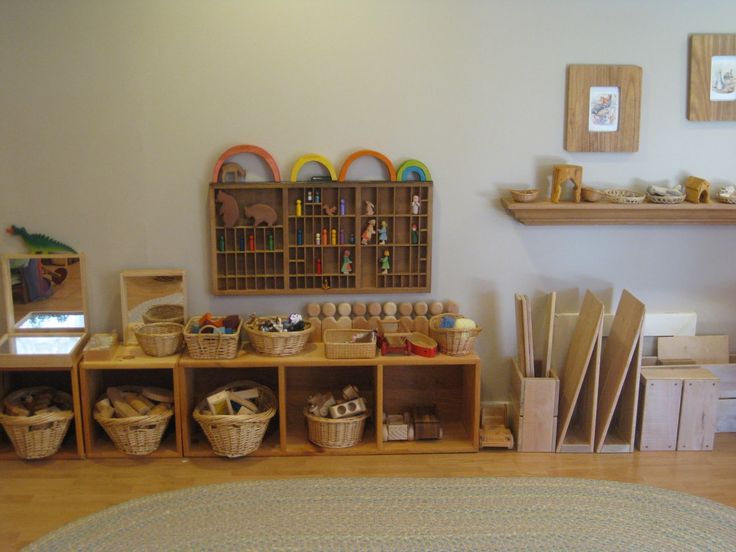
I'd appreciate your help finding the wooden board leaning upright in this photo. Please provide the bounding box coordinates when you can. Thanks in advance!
[594,290,645,453]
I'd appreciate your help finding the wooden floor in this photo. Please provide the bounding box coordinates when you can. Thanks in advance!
[2,432,735,550]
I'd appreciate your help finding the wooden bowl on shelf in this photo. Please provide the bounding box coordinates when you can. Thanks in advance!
[581,187,603,203]
[510,189,539,203]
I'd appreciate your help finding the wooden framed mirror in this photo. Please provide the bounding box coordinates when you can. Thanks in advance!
[1,253,88,334]
[120,269,187,345]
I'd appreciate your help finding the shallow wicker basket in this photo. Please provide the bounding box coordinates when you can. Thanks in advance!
[184,316,242,360]
[0,388,74,460]
[718,194,736,204]
[245,318,312,356]
[94,406,173,456]
[193,381,277,458]
[605,188,646,204]
[429,313,482,356]
[647,193,686,204]
[135,322,184,357]
[304,408,370,449]
[143,304,184,325]
[323,329,376,359]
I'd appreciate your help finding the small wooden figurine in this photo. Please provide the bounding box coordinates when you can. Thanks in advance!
[295,199,302,216]
[361,219,376,245]
[341,250,353,274]
[243,203,278,226]
[411,223,419,244]
[685,176,710,203]
[216,190,240,228]
[383,412,415,441]
[323,204,337,215]
[316,257,322,275]
[551,164,583,203]
[380,250,390,274]
[411,195,421,215]
[365,200,376,215]
[219,162,246,183]
[378,221,389,244]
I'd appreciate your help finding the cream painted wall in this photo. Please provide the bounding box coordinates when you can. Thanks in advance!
[1,1,735,400]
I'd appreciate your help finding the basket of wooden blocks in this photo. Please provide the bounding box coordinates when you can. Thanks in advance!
[304,385,370,448]
[0,387,74,460]
[193,381,277,458]
[429,313,482,356]
[93,386,174,455]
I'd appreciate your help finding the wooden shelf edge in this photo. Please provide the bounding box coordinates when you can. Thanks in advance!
[502,198,736,225]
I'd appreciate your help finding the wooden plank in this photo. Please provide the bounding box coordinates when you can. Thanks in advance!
[595,290,645,452]
[657,335,729,365]
[716,399,736,432]
[522,295,534,378]
[637,376,682,451]
[677,376,719,451]
[555,291,603,452]
[542,292,556,378]
[514,295,529,377]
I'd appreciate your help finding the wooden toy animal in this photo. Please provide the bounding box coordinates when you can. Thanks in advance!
[361,219,376,245]
[243,203,278,226]
[5,225,77,253]
[216,190,240,228]
[551,164,583,203]
[219,162,246,183]
[323,204,337,215]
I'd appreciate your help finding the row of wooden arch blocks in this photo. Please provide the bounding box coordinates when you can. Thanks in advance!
[212,145,432,183]
[305,300,459,343]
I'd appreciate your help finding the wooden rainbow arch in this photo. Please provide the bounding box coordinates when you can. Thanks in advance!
[212,144,281,182]
[290,154,337,182]
[338,149,397,182]
[397,159,432,182]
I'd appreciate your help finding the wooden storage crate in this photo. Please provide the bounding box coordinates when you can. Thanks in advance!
[508,359,559,452]
[637,368,719,451]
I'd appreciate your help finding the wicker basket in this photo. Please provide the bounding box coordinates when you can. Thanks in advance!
[305,408,370,448]
[718,195,736,204]
[94,407,173,456]
[245,318,312,356]
[184,316,242,360]
[135,322,184,357]
[429,313,482,356]
[605,188,646,204]
[0,388,74,460]
[324,329,376,359]
[142,304,184,325]
[193,381,277,458]
[647,193,685,204]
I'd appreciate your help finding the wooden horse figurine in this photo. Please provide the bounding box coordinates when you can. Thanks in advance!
[551,164,583,203]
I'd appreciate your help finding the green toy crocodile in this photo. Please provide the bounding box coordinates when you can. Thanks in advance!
[5,225,77,254]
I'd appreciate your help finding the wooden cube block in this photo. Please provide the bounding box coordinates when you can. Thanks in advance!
[678,376,719,451]
[637,373,682,451]
[508,359,558,452]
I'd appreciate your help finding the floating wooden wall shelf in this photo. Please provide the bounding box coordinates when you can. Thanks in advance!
[502,199,736,225]
[209,181,432,295]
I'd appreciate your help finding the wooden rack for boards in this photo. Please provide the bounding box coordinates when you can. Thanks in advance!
[209,181,432,295]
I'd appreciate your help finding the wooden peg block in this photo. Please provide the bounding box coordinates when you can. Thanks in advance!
[398,302,413,316]
[383,302,397,317]
[321,303,336,317]
[306,303,321,318]
[367,302,382,316]
[446,301,460,314]
[429,301,444,316]
[352,302,367,316]
[337,302,352,317]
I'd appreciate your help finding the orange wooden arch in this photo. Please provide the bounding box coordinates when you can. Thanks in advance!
[338,149,397,182]
[212,144,281,182]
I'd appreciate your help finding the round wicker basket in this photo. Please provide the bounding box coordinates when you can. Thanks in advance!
[94,408,173,456]
[646,193,685,204]
[142,304,184,325]
[0,387,74,460]
[304,408,370,449]
[184,316,242,360]
[718,195,736,204]
[135,322,184,357]
[193,381,277,458]
[245,318,312,356]
[605,189,645,204]
[429,313,482,356]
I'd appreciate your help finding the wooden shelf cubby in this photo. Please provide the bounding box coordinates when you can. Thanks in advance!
[79,345,181,458]
[178,344,479,456]
[209,181,432,294]
[502,198,736,225]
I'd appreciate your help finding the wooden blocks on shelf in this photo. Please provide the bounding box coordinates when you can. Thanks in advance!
[508,359,559,452]
[637,368,719,451]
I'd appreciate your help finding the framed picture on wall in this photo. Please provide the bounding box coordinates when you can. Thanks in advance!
[688,34,736,121]
[564,64,642,152]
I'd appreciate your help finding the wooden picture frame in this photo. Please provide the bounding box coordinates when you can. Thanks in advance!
[565,65,642,152]
[688,34,736,121]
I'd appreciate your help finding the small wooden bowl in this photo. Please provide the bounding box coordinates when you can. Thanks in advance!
[581,187,603,203]
[510,189,539,203]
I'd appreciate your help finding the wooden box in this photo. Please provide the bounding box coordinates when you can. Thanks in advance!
[508,359,559,452]
[638,368,719,452]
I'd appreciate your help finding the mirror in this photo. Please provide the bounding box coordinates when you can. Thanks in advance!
[1,254,88,333]
[120,269,187,344]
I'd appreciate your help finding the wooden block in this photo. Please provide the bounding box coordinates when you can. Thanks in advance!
[398,302,413,317]
[509,359,559,452]
[657,335,729,365]
[658,358,696,366]
[352,302,367,317]
[637,373,682,451]
[514,294,529,378]
[206,390,234,416]
[542,292,556,378]
[716,399,736,432]
[329,397,367,419]
[149,403,171,416]
[428,301,443,316]
[678,375,719,451]
[307,316,322,343]
[125,394,151,415]
[142,387,174,403]
[306,303,321,318]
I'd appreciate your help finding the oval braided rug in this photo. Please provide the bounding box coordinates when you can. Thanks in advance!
[25,477,736,551]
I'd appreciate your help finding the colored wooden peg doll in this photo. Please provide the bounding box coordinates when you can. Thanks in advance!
[411,223,419,244]
[296,199,302,217]
[411,195,421,215]
[336,302,352,329]
[341,250,353,274]
[316,257,322,275]
[380,250,391,274]
[361,219,376,245]
[378,221,389,244]
[248,234,255,251]
[365,200,375,215]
